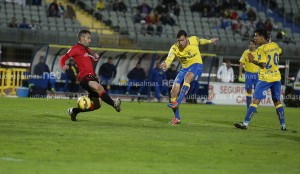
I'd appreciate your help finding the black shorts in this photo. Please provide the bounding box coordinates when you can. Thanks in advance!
[80,75,100,98]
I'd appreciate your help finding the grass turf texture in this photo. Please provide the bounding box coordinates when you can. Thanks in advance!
[0,97,300,174]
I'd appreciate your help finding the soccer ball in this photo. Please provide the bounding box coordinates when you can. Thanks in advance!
[77,96,91,110]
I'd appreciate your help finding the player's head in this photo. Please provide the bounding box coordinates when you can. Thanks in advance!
[136,62,141,69]
[77,30,91,46]
[248,39,256,50]
[176,30,188,49]
[254,29,268,45]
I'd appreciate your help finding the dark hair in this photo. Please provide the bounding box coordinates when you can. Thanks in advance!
[249,39,255,44]
[77,30,91,40]
[254,29,268,40]
[108,57,113,60]
[176,30,187,38]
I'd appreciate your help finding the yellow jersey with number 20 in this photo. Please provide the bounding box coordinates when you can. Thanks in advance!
[257,42,282,82]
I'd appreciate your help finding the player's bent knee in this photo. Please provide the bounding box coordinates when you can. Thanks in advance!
[96,85,104,93]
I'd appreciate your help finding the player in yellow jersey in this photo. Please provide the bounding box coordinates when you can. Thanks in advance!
[160,30,218,124]
[235,29,287,131]
[239,39,259,109]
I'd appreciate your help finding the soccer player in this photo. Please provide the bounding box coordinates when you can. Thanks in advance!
[239,39,259,109]
[234,29,286,131]
[60,30,121,121]
[160,30,218,124]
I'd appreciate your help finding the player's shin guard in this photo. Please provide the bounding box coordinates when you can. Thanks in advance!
[72,107,81,115]
[176,83,190,105]
[246,93,252,109]
[99,91,114,107]
[73,103,96,114]
[172,108,180,120]
[275,104,285,126]
[244,104,257,126]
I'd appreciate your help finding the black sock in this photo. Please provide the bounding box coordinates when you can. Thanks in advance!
[72,107,82,114]
[100,92,115,107]
[73,107,93,114]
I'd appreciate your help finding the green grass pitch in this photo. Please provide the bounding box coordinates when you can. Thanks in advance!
[0,97,300,174]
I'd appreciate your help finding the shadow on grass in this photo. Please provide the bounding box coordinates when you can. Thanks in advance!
[37,113,89,122]
[39,113,175,129]
[206,119,236,126]
[42,114,67,120]
[266,132,300,143]
[131,116,169,124]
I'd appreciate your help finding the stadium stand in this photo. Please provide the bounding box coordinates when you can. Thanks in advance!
[0,0,100,46]
[0,0,300,59]
[65,0,299,57]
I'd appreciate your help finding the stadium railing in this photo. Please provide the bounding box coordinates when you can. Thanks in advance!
[0,68,28,96]
[0,68,7,96]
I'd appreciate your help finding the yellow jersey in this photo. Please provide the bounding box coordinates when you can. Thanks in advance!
[240,49,259,73]
[257,42,282,82]
[165,36,212,68]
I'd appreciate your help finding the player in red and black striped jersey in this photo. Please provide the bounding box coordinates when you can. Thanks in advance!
[60,30,121,121]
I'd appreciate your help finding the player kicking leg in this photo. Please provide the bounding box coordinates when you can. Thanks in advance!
[159,30,217,124]
[68,75,121,121]
[167,64,203,124]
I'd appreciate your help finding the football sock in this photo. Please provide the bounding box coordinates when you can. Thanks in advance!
[73,103,95,114]
[72,107,81,114]
[170,97,176,103]
[176,82,190,105]
[173,108,180,120]
[244,104,257,126]
[276,104,285,126]
[246,93,252,109]
[100,91,114,107]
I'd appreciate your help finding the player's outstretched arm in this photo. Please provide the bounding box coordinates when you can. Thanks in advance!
[199,38,218,45]
[210,38,219,45]
[160,62,167,71]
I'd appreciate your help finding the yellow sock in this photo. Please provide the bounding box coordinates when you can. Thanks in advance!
[250,104,258,108]
[170,97,176,103]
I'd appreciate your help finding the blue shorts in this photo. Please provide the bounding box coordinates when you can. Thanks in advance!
[253,80,281,101]
[245,72,258,91]
[174,63,203,84]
